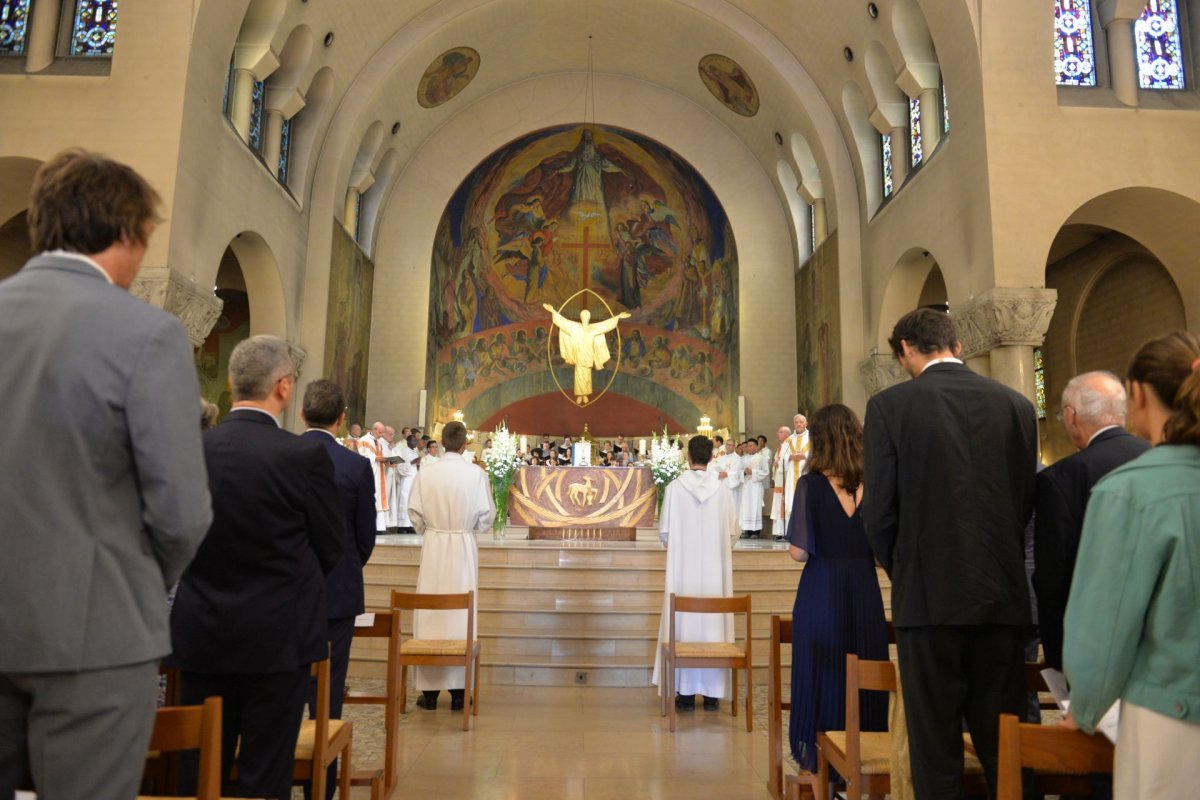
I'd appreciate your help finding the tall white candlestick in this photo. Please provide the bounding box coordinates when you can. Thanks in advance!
[639,438,647,455]
[520,435,528,454]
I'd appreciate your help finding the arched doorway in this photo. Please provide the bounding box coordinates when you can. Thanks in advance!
[195,247,253,421]
[0,157,42,281]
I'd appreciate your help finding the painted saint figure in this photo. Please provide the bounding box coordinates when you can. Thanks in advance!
[543,303,630,404]
[556,130,623,210]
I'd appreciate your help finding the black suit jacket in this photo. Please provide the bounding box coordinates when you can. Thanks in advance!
[169,410,344,673]
[301,429,377,620]
[1032,427,1150,669]
[864,362,1038,627]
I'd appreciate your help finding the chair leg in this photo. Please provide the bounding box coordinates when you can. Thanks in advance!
[816,750,830,800]
[668,656,677,733]
[731,665,738,718]
[745,664,753,732]
[399,662,408,715]
[472,650,481,717]
[659,645,667,718]
[339,741,352,800]
[312,758,326,800]
[461,656,472,731]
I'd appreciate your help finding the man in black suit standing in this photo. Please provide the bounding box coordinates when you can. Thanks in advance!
[1033,371,1149,671]
[170,335,344,800]
[301,379,377,799]
[864,308,1037,799]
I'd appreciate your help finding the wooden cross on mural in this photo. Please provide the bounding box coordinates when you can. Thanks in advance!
[558,226,611,311]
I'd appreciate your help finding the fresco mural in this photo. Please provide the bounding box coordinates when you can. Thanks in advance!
[325,221,375,427]
[417,46,480,109]
[795,231,841,416]
[427,123,739,431]
[698,54,760,117]
[194,289,249,421]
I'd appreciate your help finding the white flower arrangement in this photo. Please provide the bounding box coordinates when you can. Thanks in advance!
[649,427,685,512]
[484,424,524,536]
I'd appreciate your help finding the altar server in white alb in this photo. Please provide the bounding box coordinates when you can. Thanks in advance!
[653,436,740,711]
[392,433,421,533]
[709,438,743,514]
[770,415,811,540]
[739,439,770,538]
[359,422,390,533]
[407,421,495,711]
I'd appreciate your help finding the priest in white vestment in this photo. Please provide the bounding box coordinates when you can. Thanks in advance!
[770,416,811,540]
[382,426,401,531]
[708,439,742,514]
[393,433,420,533]
[407,421,495,710]
[652,436,740,710]
[359,422,390,533]
[739,440,770,537]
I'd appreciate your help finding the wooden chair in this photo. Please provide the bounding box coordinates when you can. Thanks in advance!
[816,655,987,800]
[996,713,1114,800]
[343,611,401,799]
[391,589,481,732]
[292,656,352,800]
[658,593,753,733]
[138,697,222,800]
[767,615,818,799]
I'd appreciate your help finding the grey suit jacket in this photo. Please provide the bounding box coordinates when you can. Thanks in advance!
[0,254,213,673]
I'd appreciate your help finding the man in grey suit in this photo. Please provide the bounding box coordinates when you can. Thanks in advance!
[0,150,213,800]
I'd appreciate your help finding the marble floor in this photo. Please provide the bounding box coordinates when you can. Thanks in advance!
[330,680,785,799]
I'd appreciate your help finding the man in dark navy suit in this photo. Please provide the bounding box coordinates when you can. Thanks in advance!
[301,379,377,799]
[170,336,343,800]
[864,308,1038,799]
[1033,371,1149,671]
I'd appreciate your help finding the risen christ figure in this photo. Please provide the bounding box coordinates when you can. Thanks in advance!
[544,303,631,404]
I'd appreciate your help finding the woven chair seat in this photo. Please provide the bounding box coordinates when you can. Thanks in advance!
[675,642,745,658]
[822,731,893,775]
[294,719,349,760]
[401,638,471,655]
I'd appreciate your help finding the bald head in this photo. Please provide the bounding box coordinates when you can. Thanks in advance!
[776,425,790,441]
[1061,371,1127,449]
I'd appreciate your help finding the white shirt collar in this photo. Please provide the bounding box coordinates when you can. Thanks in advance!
[44,250,114,285]
[920,356,964,374]
[1087,424,1122,447]
[232,406,281,427]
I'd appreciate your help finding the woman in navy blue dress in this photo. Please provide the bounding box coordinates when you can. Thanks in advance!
[786,403,889,773]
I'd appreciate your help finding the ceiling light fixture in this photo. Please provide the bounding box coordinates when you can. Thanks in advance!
[583,35,596,126]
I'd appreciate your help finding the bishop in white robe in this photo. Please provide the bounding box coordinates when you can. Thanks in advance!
[739,442,770,536]
[359,424,390,532]
[652,439,739,704]
[708,440,743,513]
[407,422,495,707]
[770,416,811,539]
[393,435,420,532]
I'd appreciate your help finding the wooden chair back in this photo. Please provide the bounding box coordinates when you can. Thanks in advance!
[390,589,481,731]
[996,713,1115,800]
[662,593,753,733]
[767,615,796,800]
[344,611,400,797]
[292,656,352,800]
[139,697,222,800]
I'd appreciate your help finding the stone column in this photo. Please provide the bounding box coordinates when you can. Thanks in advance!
[888,127,909,190]
[965,356,992,378]
[24,0,62,73]
[858,353,909,398]
[262,110,285,175]
[228,69,257,142]
[919,88,942,154]
[130,268,225,347]
[812,198,828,244]
[1106,18,1139,106]
[954,287,1058,403]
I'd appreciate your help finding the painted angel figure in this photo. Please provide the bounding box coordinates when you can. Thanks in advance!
[543,303,631,404]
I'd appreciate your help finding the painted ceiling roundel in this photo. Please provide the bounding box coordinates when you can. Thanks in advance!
[417,46,480,109]
[698,54,759,117]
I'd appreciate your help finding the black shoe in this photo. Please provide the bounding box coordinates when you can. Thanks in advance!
[772,535,785,542]
[415,691,438,710]
[740,531,754,539]
[674,694,696,711]
[703,696,719,711]
[449,690,465,711]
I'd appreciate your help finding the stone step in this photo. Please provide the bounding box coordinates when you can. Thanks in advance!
[363,584,799,611]
[365,563,803,589]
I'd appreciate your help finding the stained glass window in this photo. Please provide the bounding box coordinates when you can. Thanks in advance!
[909,97,924,168]
[1054,0,1097,86]
[942,81,950,135]
[222,58,234,118]
[277,116,292,184]
[1136,0,1186,90]
[810,203,817,252]
[881,133,893,198]
[69,0,118,57]
[0,0,30,56]
[248,79,265,153]
[353,191,363,241]
[1034,348,1047,420]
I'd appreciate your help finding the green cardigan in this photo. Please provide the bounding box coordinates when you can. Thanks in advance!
[1064,444,1200,732]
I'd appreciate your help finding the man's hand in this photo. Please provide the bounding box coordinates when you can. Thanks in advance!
[618,312,631,319]
[791,453,803,462]
[718,471,728,480]
[1056,712,1080,731]
[543,303,555,312]
[744,467,752,476]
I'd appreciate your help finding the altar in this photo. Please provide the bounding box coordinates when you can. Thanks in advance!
[508,465,657,538]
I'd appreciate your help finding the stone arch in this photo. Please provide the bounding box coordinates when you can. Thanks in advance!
[267,24,314,119]
[0,156,40,280]
[841,81,882,213]
[864,40,905,112]
[232,0,287,77]
[225,231,287,338]
[348,120,386,195]
[789,133,822,199]
[359,149,400,256]
[776,160,811,265]
[288,66,335,199]
[891,0,940,93]
[876,247,943,350]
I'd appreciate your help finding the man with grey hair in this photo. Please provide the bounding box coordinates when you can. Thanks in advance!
[169,335,343,800]
[1033,370,1150,670]
[359,421,391,533]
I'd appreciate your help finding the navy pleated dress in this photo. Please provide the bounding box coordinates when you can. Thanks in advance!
[786,471,889,772]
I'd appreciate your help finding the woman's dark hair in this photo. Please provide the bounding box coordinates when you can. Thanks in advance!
[1126,331,1200,446]
[806,403,864,494]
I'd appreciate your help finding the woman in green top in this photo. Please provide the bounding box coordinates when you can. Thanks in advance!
[1064,330,1200,799]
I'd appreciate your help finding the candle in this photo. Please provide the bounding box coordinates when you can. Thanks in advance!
[639,438,647,456]
[520,435,528,454]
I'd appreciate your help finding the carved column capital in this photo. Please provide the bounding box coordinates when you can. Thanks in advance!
[858,354,909,397]
[289,342,308,378]
[953,287,1058,361]
[130,268,224,347]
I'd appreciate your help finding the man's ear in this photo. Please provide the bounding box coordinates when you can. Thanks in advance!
[951,339,963,358]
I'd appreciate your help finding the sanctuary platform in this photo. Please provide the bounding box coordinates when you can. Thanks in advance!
[350,531,892,688]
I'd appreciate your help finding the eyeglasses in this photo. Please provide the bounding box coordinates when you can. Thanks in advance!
[1055,405,1075,423]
